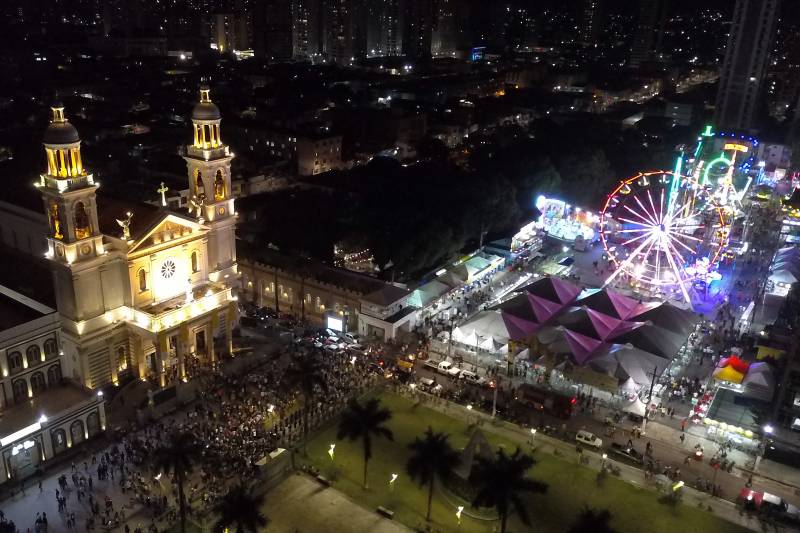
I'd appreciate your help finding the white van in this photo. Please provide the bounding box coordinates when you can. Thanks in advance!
[575,430,603,449]
[437,361,453,375]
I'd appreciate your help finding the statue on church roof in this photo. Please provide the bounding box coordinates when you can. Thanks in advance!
[189,194,206,221]
[116,211,133,240]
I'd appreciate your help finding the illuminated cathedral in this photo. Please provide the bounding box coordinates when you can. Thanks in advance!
[36,87,239,389]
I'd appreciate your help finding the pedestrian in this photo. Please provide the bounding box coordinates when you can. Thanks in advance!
[679,433,685,444]
[38,479,42,492]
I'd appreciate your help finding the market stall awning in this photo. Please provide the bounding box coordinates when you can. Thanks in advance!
[756,345,785,360]
[713,364,745,384]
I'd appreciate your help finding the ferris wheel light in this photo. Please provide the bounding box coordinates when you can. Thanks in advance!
[599,170,729,303]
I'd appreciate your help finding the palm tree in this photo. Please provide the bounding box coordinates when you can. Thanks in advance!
[152,432,203,533]
[337,398,394,489]
[213,484,268,533]
[406,427,461,522]
[471,447,548,533]
[283,352,329,453]
[568,507,615,533]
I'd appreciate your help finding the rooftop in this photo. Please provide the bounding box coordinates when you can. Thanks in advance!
[239,242,392,297]
[0,385,95,440]
[0,246,56,309]
[0,289,48,331]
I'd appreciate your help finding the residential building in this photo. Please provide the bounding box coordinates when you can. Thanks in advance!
[714,0,780,131]
[629,0,669,68]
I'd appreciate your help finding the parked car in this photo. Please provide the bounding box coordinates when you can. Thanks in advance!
[575,430,603,449]
[740,489,800,525]
[608,443,644,465]
[423,359,441,371]
[344,332,361,344]
[459,370,487,386]
[437,361,453,375]
[446,366,463,378]
[416,377,443,393]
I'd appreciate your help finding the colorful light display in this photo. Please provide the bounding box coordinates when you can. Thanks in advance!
[599,171,729,303]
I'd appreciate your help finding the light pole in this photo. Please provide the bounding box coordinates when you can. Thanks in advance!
[491,379,499,418]
[328,443,336,461]
[389,473,398,491]
[601,453,608,469]
[754,424,773,471]
[529,428,537,445]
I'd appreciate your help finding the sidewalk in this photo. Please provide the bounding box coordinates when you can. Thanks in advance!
[409,389,791,533]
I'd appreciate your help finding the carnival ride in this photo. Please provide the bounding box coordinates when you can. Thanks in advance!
[599,170,730,303]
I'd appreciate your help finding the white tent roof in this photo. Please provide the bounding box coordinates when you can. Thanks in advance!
[515,348,530,360]
[621,396,646,416]
[620,377,638,393]
[458,311,510,345]
[770,269,799,285]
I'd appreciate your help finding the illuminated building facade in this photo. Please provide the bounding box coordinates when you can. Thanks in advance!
[37,87,239,390]
[714,0,780,131]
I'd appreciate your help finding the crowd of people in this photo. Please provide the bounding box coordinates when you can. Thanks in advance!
[4,336,384,533]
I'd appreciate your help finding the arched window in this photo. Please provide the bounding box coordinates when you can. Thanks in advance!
[74,202,92,239]
[43,338,58,359]
[87,412,101,437]
[47,364,62,386]
[26,345,41,365]
[137,269,147,292]
[214,170,225,201]
[52,429,67,455]
[12,379,28,402]
[194,169,205,197]
[30,372,46,393]
[70,420,85,445]
[191,251,199,273]
[7,351,23,373]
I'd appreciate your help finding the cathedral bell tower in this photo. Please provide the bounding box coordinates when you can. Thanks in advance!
[38,104,104,265]
[183,86,237,281]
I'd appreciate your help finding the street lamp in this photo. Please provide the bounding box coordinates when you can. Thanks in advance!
[389,473,398,491]
[601,453,608,469]
[328,443,336,461]
[456,505,464,525]
[530,428,537,445]
[755,424,773,470]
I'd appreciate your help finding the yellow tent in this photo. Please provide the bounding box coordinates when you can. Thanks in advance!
[713,364,745,384]
[756,345,785,360]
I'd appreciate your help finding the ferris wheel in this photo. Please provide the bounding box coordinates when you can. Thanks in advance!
[598,171,730,303]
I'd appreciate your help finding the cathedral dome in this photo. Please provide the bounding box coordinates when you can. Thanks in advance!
[191,101,221,121]
[191,86,220,121]
[43,104,80,145]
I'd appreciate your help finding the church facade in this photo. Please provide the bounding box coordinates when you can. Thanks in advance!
[35,87,239,390]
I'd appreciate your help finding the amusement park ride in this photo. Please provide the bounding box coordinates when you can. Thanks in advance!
[599,125,760,307]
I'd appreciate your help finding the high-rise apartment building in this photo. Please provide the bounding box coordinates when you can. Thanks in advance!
[629,0,668,68]
[253,0,293,60]
[714,0,780,131]
[580,0,604,45]
[325,0,367,65]
[402,0,436,59]
[367,0,400,57]
[432,0,457,57]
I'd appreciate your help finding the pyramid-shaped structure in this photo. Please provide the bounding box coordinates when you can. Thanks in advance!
[576,288,639,319]
[521,276,581,305]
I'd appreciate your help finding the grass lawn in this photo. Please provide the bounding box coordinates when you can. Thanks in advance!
[301,392,749,533]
